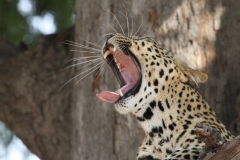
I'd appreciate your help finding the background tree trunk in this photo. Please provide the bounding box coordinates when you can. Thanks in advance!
[0,0,239,160]
[73,0,240,159]
[0,28,74,160]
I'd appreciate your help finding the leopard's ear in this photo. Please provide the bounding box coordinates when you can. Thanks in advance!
[173,54,208,84]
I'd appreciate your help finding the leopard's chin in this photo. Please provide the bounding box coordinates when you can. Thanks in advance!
[114,96,134,114]
[96,41,142,103]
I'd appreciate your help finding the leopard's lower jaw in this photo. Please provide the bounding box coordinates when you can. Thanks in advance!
[114,96,134,114]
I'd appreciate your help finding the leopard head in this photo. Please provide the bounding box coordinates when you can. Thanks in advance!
[96,33,208,114]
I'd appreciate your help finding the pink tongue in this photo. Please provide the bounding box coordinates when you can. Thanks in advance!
[96,91,120,103]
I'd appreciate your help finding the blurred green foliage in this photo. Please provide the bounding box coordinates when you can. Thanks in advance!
[0,0,28,45]
[0,0,75,46]
[35,0,75,32]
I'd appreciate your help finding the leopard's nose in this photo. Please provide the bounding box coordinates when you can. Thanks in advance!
[103,42,114,55]
[103,34,115,54]
[104,34,114,46]
[106,34,115,41]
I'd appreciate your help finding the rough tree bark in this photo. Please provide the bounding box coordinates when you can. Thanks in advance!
[0,0,240,160]
[0,28,74,160]
[73,0,240,159]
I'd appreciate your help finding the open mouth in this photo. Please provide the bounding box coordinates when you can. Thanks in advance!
[96,43,142,103]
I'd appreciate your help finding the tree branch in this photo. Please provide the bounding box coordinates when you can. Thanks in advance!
[196,123,240,160]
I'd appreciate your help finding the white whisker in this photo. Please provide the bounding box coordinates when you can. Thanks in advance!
[150,17,159,38]
[122,3,130,37]
[80,38,102,48]
[118,11,129,36]
[104,9,125,35]
[129,12,134,37]
[63,58,103,70]
[76,58,103,67]
[64,40,101,52]
[65,43,101,52]
[76,59,103,70]
[153,30,162,38]
[77,61,104,74]
[94,63,107,81]
[70,50,100,54]
[98,33,114,42]
[75,61,105,84]
[59,61,105,90]
[102,23,118,33]
[134,14,143,37]
[94,63,104,77]
[68,55,102,62]
[67,56,102,63]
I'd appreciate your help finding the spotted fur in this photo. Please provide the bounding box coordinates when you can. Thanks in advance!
[105,34,234,160]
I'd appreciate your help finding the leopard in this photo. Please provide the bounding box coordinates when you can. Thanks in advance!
[96,33,234,160]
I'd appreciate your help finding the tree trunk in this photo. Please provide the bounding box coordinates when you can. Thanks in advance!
[0,0,240,160]
[73,0,240,159]
[0,28,74,160]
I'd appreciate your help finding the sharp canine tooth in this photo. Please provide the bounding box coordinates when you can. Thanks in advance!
[104,50,111,59]
[116,63,121,71]
[119,90,123,97]
[113,47,116,52]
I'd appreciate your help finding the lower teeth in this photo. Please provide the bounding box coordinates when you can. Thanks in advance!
[119,90,123,97]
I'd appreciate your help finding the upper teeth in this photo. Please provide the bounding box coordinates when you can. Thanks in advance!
[103,47,121,71]
[103,47,116,59]
[116,62,121,71]
[104,50,111,59]
[114,58,122,71]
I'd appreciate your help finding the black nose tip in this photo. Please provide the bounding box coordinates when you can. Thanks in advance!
[103,34,115,53]
[103,33,115,53]
[106,34,114,41]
